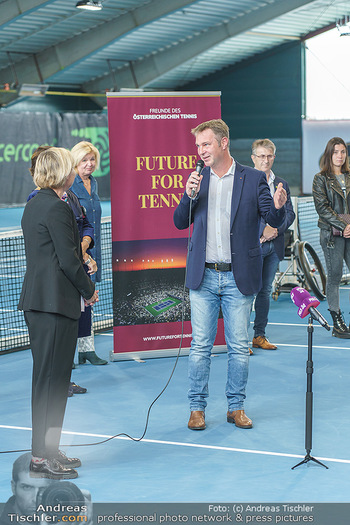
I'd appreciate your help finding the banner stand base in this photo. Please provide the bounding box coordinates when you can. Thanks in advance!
[109,345,228,362]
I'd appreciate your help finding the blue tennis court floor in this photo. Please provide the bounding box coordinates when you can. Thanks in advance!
[1,203,350,523]
[1,288,350,506]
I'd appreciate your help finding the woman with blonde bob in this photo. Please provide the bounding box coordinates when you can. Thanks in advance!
[33,147,75,189]
[19,147,98,480]
[71,141,106,365]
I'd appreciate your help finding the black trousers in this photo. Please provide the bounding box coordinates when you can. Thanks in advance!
[25,311,78,459]
[78,305,92,338]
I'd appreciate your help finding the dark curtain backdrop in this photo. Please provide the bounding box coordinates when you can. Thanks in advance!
[0,112,109,205]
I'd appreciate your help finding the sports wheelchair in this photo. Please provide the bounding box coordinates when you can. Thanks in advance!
[272,227,326,302]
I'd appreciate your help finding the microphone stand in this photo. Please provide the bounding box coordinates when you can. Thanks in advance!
[292,315,328,470]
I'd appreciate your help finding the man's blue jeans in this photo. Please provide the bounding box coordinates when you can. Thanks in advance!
[253,241,280,338]
[188,268,254,412]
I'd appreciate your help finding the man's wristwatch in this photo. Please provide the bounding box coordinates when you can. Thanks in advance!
[84,257,91,265]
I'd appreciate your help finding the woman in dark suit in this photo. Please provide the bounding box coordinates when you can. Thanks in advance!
[18,147,98,480]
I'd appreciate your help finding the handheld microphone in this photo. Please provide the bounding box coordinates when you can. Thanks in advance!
[190,159,205,198]
[290,287,330,330]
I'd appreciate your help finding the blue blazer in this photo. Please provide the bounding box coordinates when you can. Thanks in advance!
[70,174,102,282]
[260,175,295,261]
[173,162,286,296]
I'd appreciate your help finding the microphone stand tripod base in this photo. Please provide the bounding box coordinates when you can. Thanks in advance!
[292,451,328,470]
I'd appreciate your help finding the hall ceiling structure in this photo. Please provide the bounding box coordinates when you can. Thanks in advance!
[0,0,350,108]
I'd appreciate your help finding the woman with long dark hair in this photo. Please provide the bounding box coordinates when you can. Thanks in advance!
[313,137,350,338]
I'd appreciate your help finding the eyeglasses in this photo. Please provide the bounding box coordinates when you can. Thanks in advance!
[254,154,275,161]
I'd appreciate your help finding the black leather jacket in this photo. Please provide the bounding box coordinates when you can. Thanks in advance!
[312,171,350,234]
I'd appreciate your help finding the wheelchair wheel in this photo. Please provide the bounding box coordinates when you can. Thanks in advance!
[297,241,326,301]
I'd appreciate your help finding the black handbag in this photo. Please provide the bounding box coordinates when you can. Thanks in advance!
[332,214,350,236]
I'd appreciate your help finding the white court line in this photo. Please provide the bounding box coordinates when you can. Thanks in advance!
[255,321,350,350]
[1,424,350,465]
[272,343,350,350]
[101,330,349,347]
[100,322,330,338]
[267,322,323,327]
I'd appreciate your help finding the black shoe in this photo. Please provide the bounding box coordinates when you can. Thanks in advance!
[70,382,87,394]
[68,384,74,397]
[29,458,78,480]
[56,450,81,468]
[333,329,350,339]
[79,351,108,365]
[329,310,350,338]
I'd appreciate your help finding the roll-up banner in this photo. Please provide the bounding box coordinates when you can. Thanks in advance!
[107,91,222,359]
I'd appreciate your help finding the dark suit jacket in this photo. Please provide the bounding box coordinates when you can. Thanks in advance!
[18,188,95,320]
[259,174,295,261]
[173,162,285,296]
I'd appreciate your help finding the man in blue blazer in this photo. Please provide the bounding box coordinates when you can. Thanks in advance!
[173,119,287,431]
[251,139,295,351]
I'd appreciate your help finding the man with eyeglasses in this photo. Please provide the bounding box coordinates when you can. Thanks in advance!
[250,139,295,351]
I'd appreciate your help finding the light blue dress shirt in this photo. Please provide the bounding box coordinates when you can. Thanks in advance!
[206,159,235,263]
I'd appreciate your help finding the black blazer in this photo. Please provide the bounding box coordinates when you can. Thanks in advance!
[18,188,95,320]
[259,175,295,261]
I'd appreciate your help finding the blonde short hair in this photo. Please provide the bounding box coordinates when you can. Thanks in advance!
[71,141,100,170]
[191,119,229,145]
[33,147,74,189]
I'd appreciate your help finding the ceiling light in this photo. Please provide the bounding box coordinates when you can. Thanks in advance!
[76,1,102,10]
[336,16,350,36]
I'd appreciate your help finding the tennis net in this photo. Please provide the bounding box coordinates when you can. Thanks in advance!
[0,217,113,354]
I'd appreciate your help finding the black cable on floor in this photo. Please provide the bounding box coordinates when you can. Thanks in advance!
[0,198,195,454]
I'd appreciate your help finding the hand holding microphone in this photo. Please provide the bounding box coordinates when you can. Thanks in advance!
[188,159,205,198]
[290,287,330,330]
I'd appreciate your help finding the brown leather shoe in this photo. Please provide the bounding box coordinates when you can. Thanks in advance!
[188,411,206,430]
[252,336,277,350]
[227,410,253,429]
